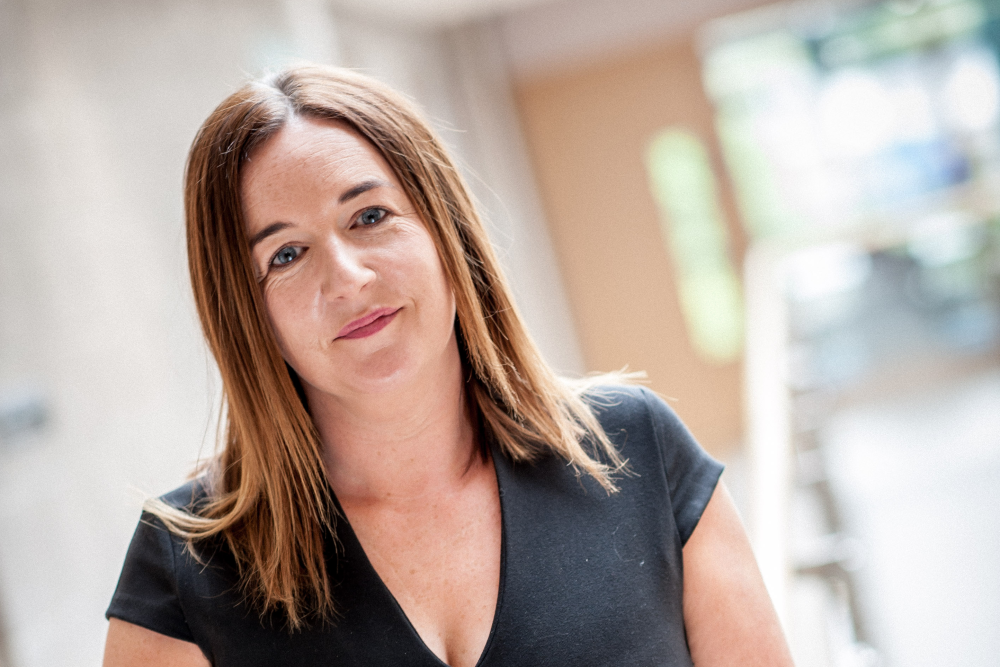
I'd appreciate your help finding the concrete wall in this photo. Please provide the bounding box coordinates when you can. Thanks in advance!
[0,1,293,664]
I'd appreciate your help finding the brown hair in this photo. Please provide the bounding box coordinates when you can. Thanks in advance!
[147,65,625,629]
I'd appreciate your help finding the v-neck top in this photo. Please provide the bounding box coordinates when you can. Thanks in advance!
[107,386,723,666]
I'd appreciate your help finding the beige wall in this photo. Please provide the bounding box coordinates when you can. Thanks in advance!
[513,37,748,457]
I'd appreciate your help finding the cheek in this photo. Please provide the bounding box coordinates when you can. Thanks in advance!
[408,235,455,319]
[424,241,457,321]
[440,270,457,321]
[263,297,298,362]
[262,273,324,361]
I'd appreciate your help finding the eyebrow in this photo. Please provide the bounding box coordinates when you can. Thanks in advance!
[249,179,392,249]
[338,178,391,204]
[250,222,292,249]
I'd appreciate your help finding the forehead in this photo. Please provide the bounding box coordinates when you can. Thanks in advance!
[240,116,397,215]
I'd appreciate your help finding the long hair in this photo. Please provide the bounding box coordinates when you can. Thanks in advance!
[146,65,626,629]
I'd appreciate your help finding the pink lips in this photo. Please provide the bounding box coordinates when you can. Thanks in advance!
[335,307,400,340]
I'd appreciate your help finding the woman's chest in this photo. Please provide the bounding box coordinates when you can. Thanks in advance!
[338,471,502,667]
[180,452,691,667]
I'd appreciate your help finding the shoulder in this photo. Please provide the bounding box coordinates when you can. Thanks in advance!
[583,384,719,473]
[585,384,724,544]
[132,477,212,562]
[157,477,212,513]
[143,477,228,567]
[107,482,204,642]
[578,384,685,474]
[129,478,218,578]
[107,477,233,644]
[583,384,684,443]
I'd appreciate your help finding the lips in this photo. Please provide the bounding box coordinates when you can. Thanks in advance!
[335,307,400,340]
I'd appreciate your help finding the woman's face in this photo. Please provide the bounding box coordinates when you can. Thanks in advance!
[241,116,457,401]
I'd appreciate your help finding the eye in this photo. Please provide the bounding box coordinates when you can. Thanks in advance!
[357,207,388,226]
[270,246,303,268]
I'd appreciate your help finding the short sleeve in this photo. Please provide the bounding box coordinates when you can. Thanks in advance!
[106,512,195,643]
[639,387,724,546]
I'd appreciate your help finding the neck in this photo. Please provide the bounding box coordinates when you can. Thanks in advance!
[306,335,480,503]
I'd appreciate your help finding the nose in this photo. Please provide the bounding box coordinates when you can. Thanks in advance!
[319,236,376,299]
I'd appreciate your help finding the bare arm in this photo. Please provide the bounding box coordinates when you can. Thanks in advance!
[103,618,211,667]
[682,482,794,666]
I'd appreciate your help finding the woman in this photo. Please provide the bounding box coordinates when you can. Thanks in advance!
[103,65,793,667]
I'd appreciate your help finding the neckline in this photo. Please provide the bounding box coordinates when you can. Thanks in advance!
[326,445,508,667]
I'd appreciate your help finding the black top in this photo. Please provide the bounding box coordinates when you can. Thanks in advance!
[107,386,723,666]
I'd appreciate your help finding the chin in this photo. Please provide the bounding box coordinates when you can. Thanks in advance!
[326,347,425,397]
[297,326,460,401]
[343,368,416,396]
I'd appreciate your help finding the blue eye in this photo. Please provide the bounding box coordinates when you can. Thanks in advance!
[358,207,387,226]
[271,246,302,267]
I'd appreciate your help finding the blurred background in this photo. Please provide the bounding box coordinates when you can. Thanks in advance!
[0,0,998,664]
